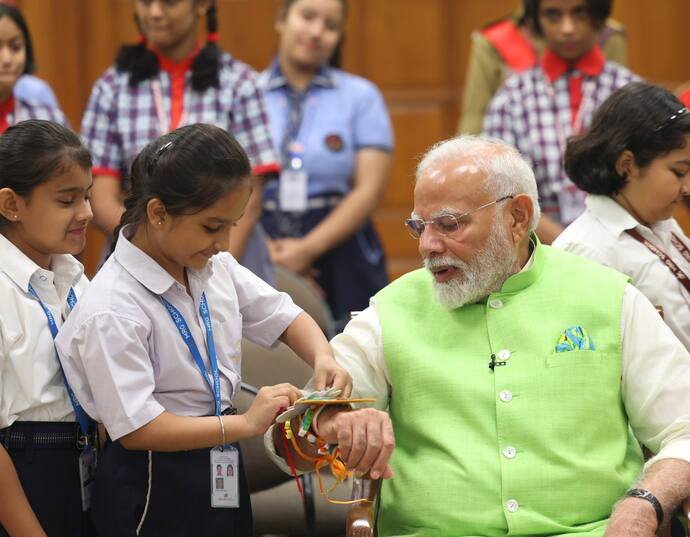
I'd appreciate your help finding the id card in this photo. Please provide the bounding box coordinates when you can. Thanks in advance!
[78,448,97,512]
[279,169,309,212]
[210,446,239,508]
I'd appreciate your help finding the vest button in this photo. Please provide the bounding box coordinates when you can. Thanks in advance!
[506,499,519,513]
[499,390,513,402]
[503,446,517,459]
[497,349,511,360]
[489,298,503,309]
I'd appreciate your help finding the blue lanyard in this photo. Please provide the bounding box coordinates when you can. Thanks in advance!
[160,292,222,416]
[27,284,91,438]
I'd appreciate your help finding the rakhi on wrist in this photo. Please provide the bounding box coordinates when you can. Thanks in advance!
[275,388,376,504]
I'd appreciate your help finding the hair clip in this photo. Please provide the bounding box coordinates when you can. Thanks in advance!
[147,141,174,176]
[654,107,689,132]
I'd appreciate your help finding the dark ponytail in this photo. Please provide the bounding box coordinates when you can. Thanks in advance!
[191,1,220,91]
[116,1,220,91]
[111,123,251,250]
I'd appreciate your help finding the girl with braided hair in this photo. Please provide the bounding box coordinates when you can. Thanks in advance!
[81,0,279,284]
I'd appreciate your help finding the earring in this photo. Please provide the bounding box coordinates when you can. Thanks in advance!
[157,220,163,225]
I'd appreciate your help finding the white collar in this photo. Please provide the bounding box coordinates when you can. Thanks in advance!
[0,232,84,292]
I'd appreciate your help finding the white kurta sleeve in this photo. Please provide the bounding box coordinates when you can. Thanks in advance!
[621,284,690,465]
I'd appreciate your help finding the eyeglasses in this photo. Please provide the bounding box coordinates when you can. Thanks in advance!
[404,195,514,239]
[654,107,689,132]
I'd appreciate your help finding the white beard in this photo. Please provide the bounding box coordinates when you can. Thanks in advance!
[424,219,519,309]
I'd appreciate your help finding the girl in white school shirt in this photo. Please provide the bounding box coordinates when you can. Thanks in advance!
[55,123,351,537]
[554,82,690,350]
[0,120,94,537]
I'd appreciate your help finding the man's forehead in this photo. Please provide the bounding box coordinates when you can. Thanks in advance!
[415,158,487,207]
[420,158,485,185]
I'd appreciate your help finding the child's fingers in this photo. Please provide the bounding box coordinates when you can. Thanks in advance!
[313,369,327,392]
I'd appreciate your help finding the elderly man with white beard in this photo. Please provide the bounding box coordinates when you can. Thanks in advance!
[269,136,690,537]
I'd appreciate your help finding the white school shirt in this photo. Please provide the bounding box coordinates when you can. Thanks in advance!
[55,229,302,441]
[554,194,690,351]
[0,233,88,428]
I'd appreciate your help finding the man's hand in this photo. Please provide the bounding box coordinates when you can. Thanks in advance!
[318,407,395,480]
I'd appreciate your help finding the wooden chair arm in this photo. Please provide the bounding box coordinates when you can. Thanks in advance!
[346,477,381,537]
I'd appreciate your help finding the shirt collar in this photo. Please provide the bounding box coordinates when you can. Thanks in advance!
[264,58,337,91]
[152,45,201,77]
[0,233,84,292]
[585,194,677,239]
[541,44,605,83]
[113,226,213,296]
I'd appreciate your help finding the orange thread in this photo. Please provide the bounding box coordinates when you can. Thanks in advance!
[283,416,367,506]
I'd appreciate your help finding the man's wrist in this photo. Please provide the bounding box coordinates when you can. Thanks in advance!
[624,488,664,528]
[315,405,351,444]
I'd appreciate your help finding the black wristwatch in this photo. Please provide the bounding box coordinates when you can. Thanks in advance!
[625,488,664,527]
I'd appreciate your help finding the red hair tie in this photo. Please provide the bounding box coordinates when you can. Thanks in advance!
[137,34,146,45]
[207,32,219,43]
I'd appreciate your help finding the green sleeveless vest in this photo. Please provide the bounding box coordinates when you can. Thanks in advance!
[374,240,643,537]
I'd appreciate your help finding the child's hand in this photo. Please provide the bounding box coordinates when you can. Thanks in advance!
[313,355,353,398]
[243,383,302,436]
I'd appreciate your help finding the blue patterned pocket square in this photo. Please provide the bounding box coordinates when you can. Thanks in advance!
[555,325,596,352]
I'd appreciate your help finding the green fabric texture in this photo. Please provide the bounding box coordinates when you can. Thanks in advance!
[374,239,643,537]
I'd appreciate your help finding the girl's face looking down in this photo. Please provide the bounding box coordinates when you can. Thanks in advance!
[0,15,25,101]
[617,136,690,225]
[147,178,252,275]
[0,159,93,269]
[277,0,344,72]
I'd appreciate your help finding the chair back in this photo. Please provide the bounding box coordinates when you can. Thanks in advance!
[275,266,336,337]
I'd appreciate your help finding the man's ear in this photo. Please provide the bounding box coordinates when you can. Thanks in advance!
[507,194,534,244]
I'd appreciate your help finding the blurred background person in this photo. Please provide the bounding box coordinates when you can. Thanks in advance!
[458,0,626,134]
[0,3,65,134]
[0,0,58,109]
[259,0,393,331]
[483,0,637,243]
[81,0,279,283]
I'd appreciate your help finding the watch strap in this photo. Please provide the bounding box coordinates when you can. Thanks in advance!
[625,488,664,527]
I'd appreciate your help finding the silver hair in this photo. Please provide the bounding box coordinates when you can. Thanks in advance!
[416,135,541,231]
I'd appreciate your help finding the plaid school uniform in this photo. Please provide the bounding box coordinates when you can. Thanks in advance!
[81,50,279,189]
[80,49,280,282]
[483,46,638,224]
[0,95,68,134]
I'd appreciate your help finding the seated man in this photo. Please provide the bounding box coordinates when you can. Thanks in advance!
[271,135,690,537]
[483,0,638,243]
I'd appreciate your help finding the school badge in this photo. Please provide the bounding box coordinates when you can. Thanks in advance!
[325,133,344,152]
